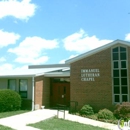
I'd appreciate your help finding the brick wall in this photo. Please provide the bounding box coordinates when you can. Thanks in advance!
[34,76,50,109]
[70,48,113,112]
[43,77,50,108]
[34,76,44,109]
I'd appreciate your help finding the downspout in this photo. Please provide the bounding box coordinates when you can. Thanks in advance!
[32,76,35,111]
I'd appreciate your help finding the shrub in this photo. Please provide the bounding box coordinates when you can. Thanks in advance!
[114,102,130,119]
[80,104,94,115]
[0,89,21,112]
[97,108,114,120]
[86,114,98,120]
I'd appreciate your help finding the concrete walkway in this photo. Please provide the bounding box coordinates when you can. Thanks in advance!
[0,109,120,130]
[0,109,57,130]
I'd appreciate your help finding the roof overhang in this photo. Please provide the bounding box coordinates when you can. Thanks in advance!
[43,71,70,77]
[29,64,70,69]
[0,74,35,78]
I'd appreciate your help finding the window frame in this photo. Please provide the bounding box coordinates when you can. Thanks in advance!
[8,79,16,91]
[19,79,28,98]
[112,46,129,104]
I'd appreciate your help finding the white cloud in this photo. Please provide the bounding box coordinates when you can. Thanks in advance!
[125,33,130,41]
[59,55,78,64]
[0,63,30,74]
[0,63,13,71]
[8,36,59,64]
[0,57,6,62]
[0,30,20,48]
[0,0,37,21]
[15,56,49,64]
[63,29,113,53]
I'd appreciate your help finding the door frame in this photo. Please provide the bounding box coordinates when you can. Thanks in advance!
[50,78,70,107]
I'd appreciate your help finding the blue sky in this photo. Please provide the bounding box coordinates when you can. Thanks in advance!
[0,0,130,73]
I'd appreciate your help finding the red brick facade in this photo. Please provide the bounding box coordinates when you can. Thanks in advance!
[34,42,130,111]
[34,76,50,109]
[70,47,113,111]
[70,45,130,111]
[35,76,44,109]
[42,77,50,108]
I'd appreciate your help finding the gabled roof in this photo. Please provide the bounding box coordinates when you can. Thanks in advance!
[65,39,130,64]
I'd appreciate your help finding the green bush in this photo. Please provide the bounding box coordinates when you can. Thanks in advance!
[0,89,21,112]
[80,104,94,115]
[97,108,114,120]
[86,114,98,120]
[114,102,130,119]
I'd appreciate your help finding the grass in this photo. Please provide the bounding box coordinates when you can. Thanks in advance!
[0,110,29,119]
[28,117,108,130]
[0,125,14,130]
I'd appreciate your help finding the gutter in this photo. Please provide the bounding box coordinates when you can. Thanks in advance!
[32,76,35,111]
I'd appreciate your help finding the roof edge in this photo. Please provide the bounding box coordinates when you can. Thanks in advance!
[65,39,130,64]
[29,64,70,69]
[0,74,36,78]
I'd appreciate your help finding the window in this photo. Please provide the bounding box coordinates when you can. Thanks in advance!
[8,79,16,91]
[121,61,126,68]
[113,61,119,68]
[112,46,129,103]
[19,79,28,98]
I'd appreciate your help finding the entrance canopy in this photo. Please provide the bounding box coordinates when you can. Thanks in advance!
[29,64,70,77]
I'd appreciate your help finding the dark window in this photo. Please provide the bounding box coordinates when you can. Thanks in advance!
[120,53,126,60]
[112,46,128,103]
[121,87,128,94]
[113,53,119,60]
[113,62,119,68]
[114,78,120,85]
[120,47,126,52]
[122,95,127,102]
[114,87,120,94]
[113,70,119,77]
[113,47,118,52]
[115,95,120,102]
[19,79,27,98]
[121,78,127,85]
[121,61,126,68]
[121,69,127,77]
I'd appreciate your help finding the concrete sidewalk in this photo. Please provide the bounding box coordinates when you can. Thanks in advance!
[0,109,119,130]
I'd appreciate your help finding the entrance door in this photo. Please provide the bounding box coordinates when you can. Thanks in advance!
[51,83,70,107]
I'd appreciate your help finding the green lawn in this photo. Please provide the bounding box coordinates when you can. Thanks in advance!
[0,125,14,130]
[0,110,29,119]
[28,117,108,130]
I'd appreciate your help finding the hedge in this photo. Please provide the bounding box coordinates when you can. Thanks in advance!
[0,89,21,112]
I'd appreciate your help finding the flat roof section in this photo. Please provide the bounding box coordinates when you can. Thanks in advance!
[28,64,70,69]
